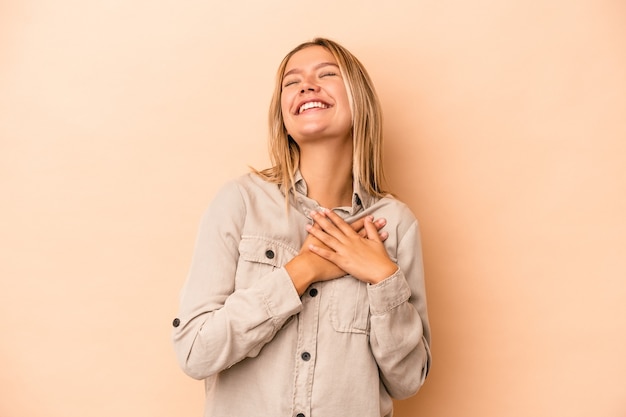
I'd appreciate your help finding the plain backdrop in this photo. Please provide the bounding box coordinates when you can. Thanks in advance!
[1,0,625,416]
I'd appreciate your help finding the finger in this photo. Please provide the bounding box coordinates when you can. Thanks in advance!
[350,216,369,233]
[308,243,338,263]
[302,231,330,251]
[363,217,383,242]
[321,209,359,237]
[374,217,387,228]
[354,216,373,237]
[357,217,386,238]
[306,222,339,248]
[311,210,348,242]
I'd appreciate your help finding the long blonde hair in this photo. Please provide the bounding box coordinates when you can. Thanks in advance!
[255,37,388,199]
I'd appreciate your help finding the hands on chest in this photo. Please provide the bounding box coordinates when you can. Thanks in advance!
[285,209,398,295]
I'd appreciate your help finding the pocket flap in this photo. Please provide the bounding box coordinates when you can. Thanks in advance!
[239,235,297,268]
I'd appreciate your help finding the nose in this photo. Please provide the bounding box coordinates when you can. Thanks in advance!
[300,77,320,93]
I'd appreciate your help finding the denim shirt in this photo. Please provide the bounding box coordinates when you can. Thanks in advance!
[172,172,431,417]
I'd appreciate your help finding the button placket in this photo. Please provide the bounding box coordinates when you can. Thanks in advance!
[291,271,320,417]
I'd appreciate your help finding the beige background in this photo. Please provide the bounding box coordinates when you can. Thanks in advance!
[2,0,625,416]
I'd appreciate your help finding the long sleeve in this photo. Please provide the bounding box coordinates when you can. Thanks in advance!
[367,219,431,399]
[172,181,303,380]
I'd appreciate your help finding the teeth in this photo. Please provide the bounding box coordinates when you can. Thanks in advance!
[298,101,328,114]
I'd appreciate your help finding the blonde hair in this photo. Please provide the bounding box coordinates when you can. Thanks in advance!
[255,37,388,199]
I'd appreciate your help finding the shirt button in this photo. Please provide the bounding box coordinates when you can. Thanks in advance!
[265,249,275,259]
[301,351,311,361]
[308,288,318,297]
[172,318,180,328]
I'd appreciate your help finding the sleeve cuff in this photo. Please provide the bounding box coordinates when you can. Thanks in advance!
[257,267,303,324]
[367,270,412,315]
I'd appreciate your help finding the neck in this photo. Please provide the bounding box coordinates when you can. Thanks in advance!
[298,139,353,209]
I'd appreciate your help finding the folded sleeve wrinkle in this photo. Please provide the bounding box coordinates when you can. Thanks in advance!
[172,180,302,380]
[367,218,431,399]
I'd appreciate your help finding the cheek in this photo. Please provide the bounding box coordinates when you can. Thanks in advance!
[280,96,291,118]
[337,92,353,122]
[280,95,294,131]
[330,84,352,118]
[280,89,293,108]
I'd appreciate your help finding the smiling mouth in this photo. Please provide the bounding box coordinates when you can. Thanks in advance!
[298,101,330,114]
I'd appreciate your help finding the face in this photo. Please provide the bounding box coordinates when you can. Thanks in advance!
[280,45,353,144]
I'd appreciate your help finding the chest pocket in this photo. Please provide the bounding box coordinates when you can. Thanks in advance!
[328,276,371,334]
[235,235,298,289]
[328,255,399,335]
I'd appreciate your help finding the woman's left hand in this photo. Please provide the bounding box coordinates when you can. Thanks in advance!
[305,209,398,285]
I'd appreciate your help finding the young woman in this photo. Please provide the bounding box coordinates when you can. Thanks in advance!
[172,38,431,417]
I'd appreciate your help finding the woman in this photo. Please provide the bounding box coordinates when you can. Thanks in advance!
[172,38,431,417]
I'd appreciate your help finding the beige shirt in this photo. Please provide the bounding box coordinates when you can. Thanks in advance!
[172,172,431,417]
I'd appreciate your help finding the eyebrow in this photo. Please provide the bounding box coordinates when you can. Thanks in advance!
[283,62,340,79]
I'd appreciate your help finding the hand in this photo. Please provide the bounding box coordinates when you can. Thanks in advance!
[296,215,388,281]
[350,215,389,240]
[306,209,398,285]
[285,214,389,295]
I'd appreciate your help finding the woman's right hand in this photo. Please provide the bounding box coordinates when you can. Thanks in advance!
[285,215,388,295]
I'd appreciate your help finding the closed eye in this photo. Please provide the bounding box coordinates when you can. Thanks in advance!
[283,79,299,88]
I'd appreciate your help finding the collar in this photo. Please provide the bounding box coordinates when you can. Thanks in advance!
[291,170,374,216]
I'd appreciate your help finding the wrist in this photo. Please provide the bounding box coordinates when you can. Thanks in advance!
[368,262,399,285]
[285,255,316,295]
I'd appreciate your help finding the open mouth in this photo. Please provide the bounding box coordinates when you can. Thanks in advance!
[298,101,330,114]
